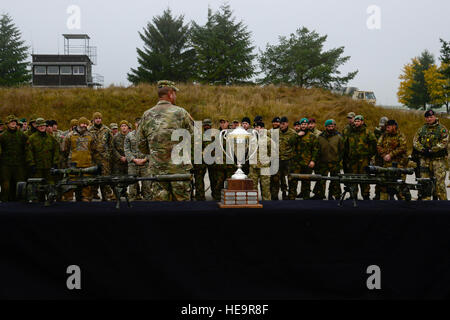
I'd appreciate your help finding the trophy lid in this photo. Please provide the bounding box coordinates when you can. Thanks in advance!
[226,125,252,139]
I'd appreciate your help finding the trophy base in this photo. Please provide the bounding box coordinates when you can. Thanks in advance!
[218,179,263,209]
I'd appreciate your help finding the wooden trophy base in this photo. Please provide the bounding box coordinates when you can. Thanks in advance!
[218,178,263,209]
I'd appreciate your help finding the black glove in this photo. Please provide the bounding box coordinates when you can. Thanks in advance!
[422,148,431,157]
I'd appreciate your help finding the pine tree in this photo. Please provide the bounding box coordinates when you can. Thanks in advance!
[398,50,435,110]
[0,14,31,86]
[258,27,358,88]
[127,9,195,84]
[190,4,256,84]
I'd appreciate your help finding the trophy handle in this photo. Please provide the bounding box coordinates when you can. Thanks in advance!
[219,130,235,164]
[247,130,259,162]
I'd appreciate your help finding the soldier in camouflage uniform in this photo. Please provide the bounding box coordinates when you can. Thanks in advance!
[308,118,322,137]
[373,116,389,199]
[288,118,320,200]
[248,121,271,200]
[270,117,297,200]
[89,112,114,200]
[63,117,95,202]
[313,119,344,200]
[377,119,408,200]
[125,118,152,201]
[344,115,377,200]
[25,118,60,200]
[26,115,38,137]
[413,110,449,200]
[0,115,28,202]
[112,121,130,175]
[192,119,212,201]
[137,80,194,201]
[213,118,235,201]
[110,123,119,137]
[342,112,355,172]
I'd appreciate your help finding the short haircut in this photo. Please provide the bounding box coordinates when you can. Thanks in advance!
[158,87,172,98]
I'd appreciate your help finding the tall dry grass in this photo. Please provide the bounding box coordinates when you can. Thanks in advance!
[1,84,448,150]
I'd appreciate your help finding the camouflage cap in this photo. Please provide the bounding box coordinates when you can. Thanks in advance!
[6,115,18,123]
[93,112,102,119]
[347,112,356,118]
[203,119,212,126]
[354,115,364,121]
[35,118,46,127]
[78,117,90,125]
[70,119,79,128]
[219,116,228,122]
[379,116,389,126]
[109,123,118,129]
[20,118,27,123]
[157,80,179,92]
[119,120,129,127]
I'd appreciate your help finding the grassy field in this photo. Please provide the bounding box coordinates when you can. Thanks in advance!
[1,84,449,150]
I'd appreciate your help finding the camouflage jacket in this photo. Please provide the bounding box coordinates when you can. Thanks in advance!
[413,120,449,158]
[26,131,60,169]
[344,124,377,161]
[89,124,113,161]
[291,130,320,166]
[342,124,354,138]
[0,128,28,166]
[249,129,272,168]
[125,130,149,164]
[137,100,194,174]
[317,130,344,167]
[64,128,95,168]
[377,130,408,166]
[276,128,297,161]
[113,132,128,161]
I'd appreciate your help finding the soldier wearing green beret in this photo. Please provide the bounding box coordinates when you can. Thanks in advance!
[288,118,320,200]
[312,119,344,200]
[0,115,29,202]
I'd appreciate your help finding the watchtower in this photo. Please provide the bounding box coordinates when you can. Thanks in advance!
[32,34,104,88]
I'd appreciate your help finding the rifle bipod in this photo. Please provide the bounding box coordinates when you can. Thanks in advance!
[113,186,132,209]
[338,185,359,208]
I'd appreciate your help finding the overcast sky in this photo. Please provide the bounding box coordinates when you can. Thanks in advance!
[3,0,450,106]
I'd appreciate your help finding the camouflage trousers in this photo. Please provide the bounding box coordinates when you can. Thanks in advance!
[213,165,235,201]
[1,165,26,202]
[152,180,191,201]
[288,162,312,200]
[419,157,447,200]
[270,159,290,200]
[248,166,271,201]
[347,158,370,199]
[128,162,152,201]
[313,163,342,199]
[193,164,207,201]
[92,156,114,200]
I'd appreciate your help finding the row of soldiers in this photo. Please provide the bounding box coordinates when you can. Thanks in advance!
[0,106,448,202]
[192,109,449,201]
[0,113,151,202]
